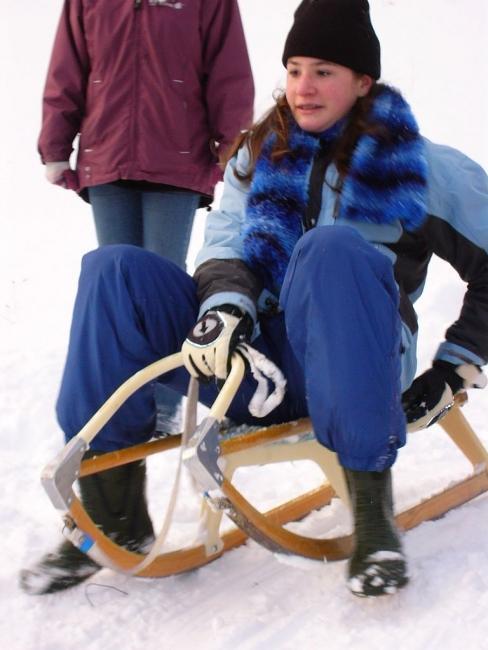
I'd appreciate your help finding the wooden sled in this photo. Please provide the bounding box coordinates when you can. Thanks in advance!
[41,352,488,578]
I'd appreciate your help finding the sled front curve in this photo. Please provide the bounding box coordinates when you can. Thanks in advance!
[65,480,336,577]
[41,353,339,576]
[51,419,342,576]
[41,349,488,577]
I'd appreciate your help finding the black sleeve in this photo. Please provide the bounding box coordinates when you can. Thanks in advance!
[424,215,488,363]
[193,258,263,307]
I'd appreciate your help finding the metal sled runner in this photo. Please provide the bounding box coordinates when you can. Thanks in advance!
[41,353,488,578]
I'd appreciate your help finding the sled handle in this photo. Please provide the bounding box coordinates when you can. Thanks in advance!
[77,352,184,445]
[75,350,245,446]
[208,352,246,422]
[41,351,245,510]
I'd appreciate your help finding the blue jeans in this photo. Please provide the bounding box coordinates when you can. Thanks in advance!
[88,183,200,431]
[56,227,406,471]
[88,183,199,269]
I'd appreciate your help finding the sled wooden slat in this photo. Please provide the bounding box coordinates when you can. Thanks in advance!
[220,418,313,454]
[68,482,335,577]
[79,418,314,478]
[440,405,488,468]
[79,435,182,477]
[218,470,488,560]
[220,478,354,560]
[396,471,488,531]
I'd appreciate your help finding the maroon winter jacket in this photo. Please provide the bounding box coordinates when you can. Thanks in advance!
[38,0,254,197]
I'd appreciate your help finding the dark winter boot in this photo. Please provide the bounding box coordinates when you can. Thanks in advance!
[344,468,408,597]
[20,454,155,595]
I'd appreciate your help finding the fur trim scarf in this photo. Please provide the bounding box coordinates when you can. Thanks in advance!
[242,86,428,292]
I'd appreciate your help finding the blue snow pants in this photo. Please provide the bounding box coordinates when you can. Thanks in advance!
[56,226,407,471]
[88,183,201,432]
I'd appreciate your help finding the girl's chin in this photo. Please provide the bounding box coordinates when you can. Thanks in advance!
[296,116,333,133]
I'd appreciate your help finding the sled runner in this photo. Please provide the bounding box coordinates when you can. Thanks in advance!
[41,352,488,578]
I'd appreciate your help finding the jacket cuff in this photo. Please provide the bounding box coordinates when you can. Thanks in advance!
[198,292,257,324]
[434,341,486,367]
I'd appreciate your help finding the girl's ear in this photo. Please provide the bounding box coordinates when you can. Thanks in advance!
[358,75,374,97]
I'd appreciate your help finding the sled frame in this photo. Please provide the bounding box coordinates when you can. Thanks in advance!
[41,353,488,577]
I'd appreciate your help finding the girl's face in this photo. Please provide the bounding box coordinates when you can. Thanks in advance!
[285,57,373,132]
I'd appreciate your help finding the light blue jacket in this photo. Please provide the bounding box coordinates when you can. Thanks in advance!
[195,138,488,389]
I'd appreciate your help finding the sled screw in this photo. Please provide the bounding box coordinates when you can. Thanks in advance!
[63,514,76,530]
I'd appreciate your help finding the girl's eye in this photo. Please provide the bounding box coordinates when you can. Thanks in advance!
[318,70,331,77]
[288,69,299,77]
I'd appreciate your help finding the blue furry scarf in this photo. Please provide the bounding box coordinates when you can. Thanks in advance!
[242,86,428,292]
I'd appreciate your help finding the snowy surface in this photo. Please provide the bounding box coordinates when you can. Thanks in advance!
[1,1,488,649]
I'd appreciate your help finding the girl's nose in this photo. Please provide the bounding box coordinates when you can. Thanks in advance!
[296,74,315,95]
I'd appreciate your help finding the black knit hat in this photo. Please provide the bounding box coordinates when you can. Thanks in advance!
[282,0,381,79]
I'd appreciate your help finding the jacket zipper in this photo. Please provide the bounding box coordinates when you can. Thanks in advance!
[128,3,142,174]
[303,144,330,232]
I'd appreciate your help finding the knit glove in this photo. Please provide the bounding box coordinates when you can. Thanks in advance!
[45,161,70,185]
[182,305,253,382]
[402,360,487,430]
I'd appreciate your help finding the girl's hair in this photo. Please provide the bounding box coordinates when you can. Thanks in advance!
[226,80,387,184]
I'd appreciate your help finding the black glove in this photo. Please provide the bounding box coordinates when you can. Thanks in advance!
[402,360,480,430]
[182,304,253,382]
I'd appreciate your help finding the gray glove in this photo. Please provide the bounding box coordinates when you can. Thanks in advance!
[45,161,70,184]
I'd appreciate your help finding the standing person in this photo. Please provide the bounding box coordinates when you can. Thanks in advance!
[22,0,487,597]
[40,0,254,259]
[39,0,254,432]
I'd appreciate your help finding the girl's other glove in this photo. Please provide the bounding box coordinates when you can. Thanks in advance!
[402,360,486,431]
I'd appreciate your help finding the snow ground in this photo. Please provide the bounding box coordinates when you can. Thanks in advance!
[1,1,487,649]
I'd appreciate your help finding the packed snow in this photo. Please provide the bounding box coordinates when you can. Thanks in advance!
[1,1,487,648]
